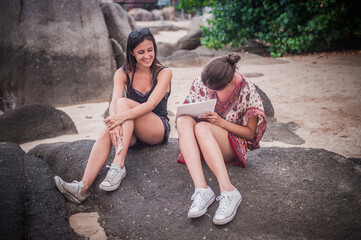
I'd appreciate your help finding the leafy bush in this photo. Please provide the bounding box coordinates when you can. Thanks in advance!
[201,0,361,57]
[177,0,211,14]
[178,0,210,9]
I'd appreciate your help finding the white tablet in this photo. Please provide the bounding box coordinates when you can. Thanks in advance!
[175,99,217,120]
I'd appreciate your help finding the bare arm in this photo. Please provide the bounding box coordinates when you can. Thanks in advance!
[105,68,172,129]
[122,68,172,120]
[106,68,127,149]
[109,68,127,116]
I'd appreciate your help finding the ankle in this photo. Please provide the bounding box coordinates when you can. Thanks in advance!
[80,190,88,197]
[112,161,124,169]
[79,181,88,197]
[81,180,89,191]
[220,185,235,193]
[195,184,208,190]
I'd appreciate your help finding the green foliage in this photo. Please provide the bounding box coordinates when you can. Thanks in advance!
[201,0,361,57]
[179,0,211,10]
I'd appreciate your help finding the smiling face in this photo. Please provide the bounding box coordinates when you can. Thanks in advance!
[132,39,155,68]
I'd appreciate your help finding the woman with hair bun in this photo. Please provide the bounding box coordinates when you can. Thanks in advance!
[177,53,267,225]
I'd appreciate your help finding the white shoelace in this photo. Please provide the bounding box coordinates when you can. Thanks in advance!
[105,165,120,182]
[67,181,80,191]
[216,194,233,215]
[63,181,83,198]
[190,190,205,209]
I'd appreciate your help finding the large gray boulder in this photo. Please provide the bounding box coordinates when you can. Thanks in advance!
[0,143,26,239]
[157,42,175,58]
[151,9,164,21]
[161,6,176,20]
[130,8,153,21]
[255,84,275,117]
[176,15,209,50]
[163,50,202,67]
[176,28,203,50]
[100,2,136,53]
[110,38,126,69]
[0,103,77,144]
[0,142,80,239]
[0,0,115,108]
[28,139,361,239]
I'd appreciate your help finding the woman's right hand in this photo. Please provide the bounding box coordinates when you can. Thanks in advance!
[105,112,127,130]
[109,125,123,153]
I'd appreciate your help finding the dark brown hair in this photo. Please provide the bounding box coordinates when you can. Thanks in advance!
[201,53,241,90]
[125,29,161,89]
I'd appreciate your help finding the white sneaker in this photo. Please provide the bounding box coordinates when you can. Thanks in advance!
[54,176,88,204]
[188,187,215,218]
[99,163,126,191]
[213,188,242,225]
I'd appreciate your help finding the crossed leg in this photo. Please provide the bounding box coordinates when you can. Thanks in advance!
[81,98,165,195]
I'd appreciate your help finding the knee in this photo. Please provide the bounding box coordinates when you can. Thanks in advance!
[176,115,194,133]
[194,122,212,139]
[100,127,110,139]
[116,98,132,111]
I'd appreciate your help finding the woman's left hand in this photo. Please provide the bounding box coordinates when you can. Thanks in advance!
[198,111,224,127]
[105,113,125,130]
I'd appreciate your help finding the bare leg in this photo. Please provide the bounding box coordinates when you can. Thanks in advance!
[112,117,135,168]
[111,98,165,168]
[81,128,112,195]
[194,121,236,192]
[81,98,165,195]
[176,116,207,189]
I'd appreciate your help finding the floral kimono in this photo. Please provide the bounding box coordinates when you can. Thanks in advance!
[177,73,267,168]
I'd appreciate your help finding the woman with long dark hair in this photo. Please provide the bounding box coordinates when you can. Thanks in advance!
[54,28,172,204]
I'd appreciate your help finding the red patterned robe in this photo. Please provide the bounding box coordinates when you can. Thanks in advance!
[177,73,267,168]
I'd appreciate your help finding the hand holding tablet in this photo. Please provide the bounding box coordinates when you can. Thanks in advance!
[175,99,217,120]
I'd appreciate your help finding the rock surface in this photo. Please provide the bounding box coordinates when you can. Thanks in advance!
[146,23,182,34]
[150,7,176,21]
[262,117,305,144]
[176,15,209,51]
[255,84,275,117]
[27,139,361,239]
[110,38,126,69]
[24,150,82,239]
[157,42,175,58]
[0,143,26,239]
[162,50,202,67]
[100,2,136,52]
[151,9,164,21]
[161,6,176,21]
[0,0,115,107]
[176,28,202,50]
[0,142,79,239]
[0,103,77,144]
[130,8,153,21]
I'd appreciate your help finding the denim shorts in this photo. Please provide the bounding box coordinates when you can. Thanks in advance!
[132,115,170,148]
